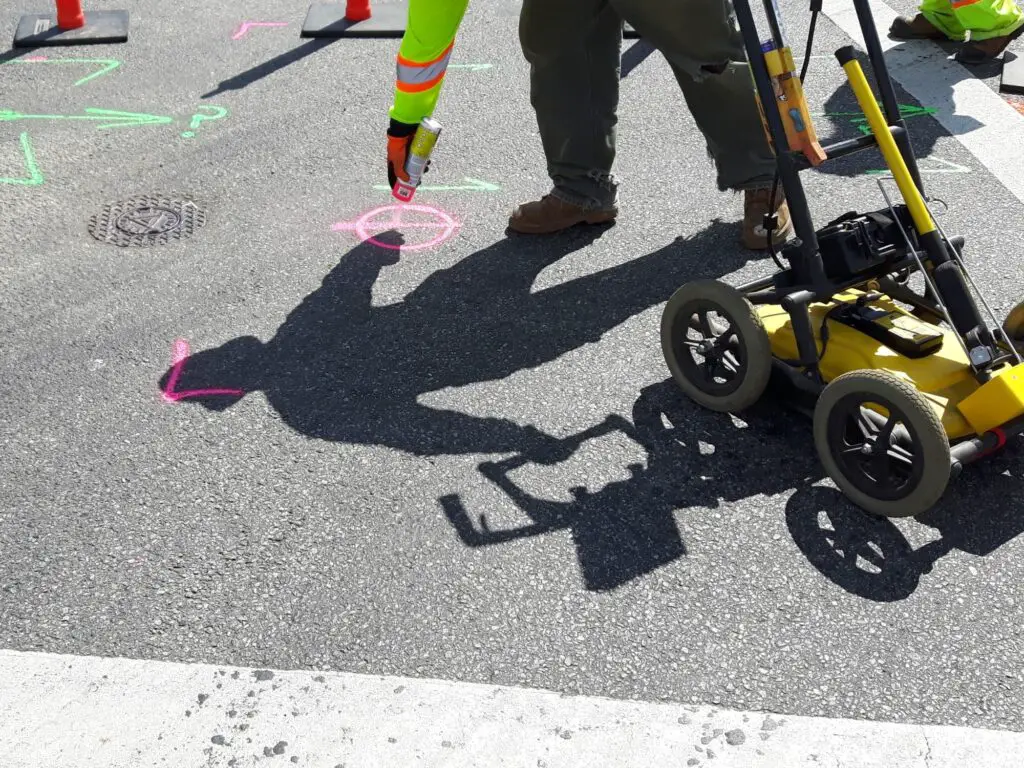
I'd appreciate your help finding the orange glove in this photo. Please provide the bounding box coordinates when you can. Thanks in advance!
[385,120,430,193]
[387,119,419,189]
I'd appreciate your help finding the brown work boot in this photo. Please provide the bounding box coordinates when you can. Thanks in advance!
[742,186,793,250]
[956,24,1024,64]
[888,13,946,39]
[508,194,618,235]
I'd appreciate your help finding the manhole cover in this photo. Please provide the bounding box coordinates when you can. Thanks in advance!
[116,206,181,236]
[89,194,206,247]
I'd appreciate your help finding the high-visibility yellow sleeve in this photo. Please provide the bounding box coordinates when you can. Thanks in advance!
[389,0,470,125]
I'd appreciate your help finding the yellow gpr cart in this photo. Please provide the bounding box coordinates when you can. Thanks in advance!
[661,0,1024,517]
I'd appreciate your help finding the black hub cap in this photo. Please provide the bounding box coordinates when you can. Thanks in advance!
[827,394,923,502]
[672,302,746,397]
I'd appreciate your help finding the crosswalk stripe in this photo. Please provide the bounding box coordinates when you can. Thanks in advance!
[2,649,1023,767]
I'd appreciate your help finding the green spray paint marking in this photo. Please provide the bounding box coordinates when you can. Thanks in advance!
[814,103,956,175]
[1,133,45,186]
[181,106,229,138]
[373,177,500,193]
[3,57,121,87]
[819,103,937,135]
[0,108,172,129]
[851,105,936,135]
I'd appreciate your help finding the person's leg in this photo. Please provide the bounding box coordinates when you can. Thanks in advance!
[890,0,966,41]
[613,0,791,249]
[889,0,1023,62]
[510,0,622,234]
[954,0,1024,63]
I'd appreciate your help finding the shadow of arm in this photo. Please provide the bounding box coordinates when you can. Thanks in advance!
[439,494,553,547]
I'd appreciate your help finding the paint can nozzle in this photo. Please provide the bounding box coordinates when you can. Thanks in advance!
[392,117,442,202]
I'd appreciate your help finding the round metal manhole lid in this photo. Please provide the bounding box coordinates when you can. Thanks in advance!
[115,206,182,236]
[89,195,206,247]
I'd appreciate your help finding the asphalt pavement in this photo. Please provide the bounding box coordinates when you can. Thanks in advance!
[2,0,1024,742]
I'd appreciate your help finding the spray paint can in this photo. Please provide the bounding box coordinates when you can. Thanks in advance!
[392,117,442,202]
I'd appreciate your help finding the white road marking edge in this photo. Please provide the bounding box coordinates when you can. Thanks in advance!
[1,649,1022,767]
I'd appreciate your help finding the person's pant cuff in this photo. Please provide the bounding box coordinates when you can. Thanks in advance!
[550,180,617,210]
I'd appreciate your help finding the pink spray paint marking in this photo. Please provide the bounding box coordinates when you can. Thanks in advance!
[162,338,244,403]
[232,21,289,40]
[332,204,460,251]
[24,56,48,61]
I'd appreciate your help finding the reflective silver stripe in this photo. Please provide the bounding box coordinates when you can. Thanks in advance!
[396,48,452,86]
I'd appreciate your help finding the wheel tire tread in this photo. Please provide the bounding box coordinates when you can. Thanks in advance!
[661,279,772,413]
[813,369,950,518]
[1003,299,1024,352]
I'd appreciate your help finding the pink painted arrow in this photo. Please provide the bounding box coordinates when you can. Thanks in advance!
[231,21,288,40]
[162,338,244,403]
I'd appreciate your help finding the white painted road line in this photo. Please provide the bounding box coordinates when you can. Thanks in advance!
[2,650,1024,767]
[823,0,1024,204]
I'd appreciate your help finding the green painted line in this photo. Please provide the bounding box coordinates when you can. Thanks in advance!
[181,105,229,138]
[851,105,936,136]
[0,108,173,129]
[818,103,938,135]
[818,103,934,118]
[806,102,961,177]
[1,133,45,186]
[69,59,121,86]
[373,176,501,193]
[3,58,121,86]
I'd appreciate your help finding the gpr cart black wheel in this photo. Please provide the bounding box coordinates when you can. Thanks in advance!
[813,370,951,518]
[1003,300,1024,354]
[661,279,772,413]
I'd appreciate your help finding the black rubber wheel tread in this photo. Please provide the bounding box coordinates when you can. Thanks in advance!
[1003,300,1024,353]
[813,369,951,518]
[660,279,772,413]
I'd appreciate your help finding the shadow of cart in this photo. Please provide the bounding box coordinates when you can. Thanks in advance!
[440,379,819,591]
[786,445,1023,602]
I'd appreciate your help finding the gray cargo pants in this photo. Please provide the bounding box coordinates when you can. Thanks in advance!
[519,0,779,209]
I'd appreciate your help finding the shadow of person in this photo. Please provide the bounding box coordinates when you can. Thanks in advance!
[440,379,819,591]
[785,443,1023,602]
[159,219,757,461]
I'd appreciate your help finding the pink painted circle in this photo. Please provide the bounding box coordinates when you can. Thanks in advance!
[333,204,460,251]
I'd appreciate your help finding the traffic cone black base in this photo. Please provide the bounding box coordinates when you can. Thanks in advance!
[300,2,406,39]
[14,9,128,47]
